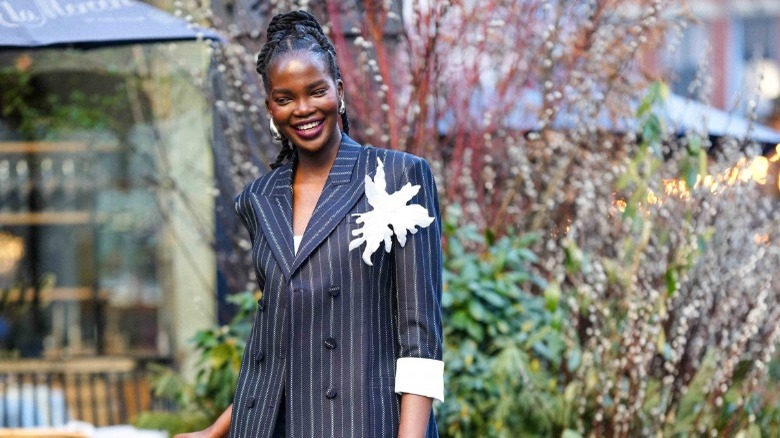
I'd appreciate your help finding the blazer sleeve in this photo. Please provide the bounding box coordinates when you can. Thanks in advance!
[392,156,445,402]
[234,188,265,291]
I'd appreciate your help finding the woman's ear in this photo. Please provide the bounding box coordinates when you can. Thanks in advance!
[337,79,344,101]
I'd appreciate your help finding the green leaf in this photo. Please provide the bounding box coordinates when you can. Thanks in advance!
[564,242,583,274]
[665,268,678,296]
[207,343,234,369]
[544,283,561,312]
[515,248,537,262]
[566,348,581,372]
[480,290,508,308]
[642,114,663,156]
[468,300,490,322]
[698,146,709,176]
[451,310,472,330]
[484,228,496,246]
[687,135,702,155]
[465,320,485,342]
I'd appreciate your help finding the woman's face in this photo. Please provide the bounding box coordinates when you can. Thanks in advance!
[266,50,343,159]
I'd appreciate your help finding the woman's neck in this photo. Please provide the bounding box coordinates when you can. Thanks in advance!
[294,131,342,181]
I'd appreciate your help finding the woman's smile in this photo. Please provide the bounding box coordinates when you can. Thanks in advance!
[292,119,324,139]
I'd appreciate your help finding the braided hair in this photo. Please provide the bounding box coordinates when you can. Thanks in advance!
[257,11,351,169]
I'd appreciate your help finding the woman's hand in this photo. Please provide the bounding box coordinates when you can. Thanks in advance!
[174,404,233,438]
[173,430,214,438]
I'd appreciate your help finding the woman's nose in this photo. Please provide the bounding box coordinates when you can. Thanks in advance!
[292,98,314,116]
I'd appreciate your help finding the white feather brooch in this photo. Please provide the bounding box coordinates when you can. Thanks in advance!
[348,158,435,266]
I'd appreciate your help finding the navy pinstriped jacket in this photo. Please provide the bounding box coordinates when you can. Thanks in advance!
[230,134,443,437]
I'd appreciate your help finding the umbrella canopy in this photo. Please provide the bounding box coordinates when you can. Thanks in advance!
[0,0,219,49]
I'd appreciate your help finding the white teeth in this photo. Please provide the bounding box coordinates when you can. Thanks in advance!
[298,121,321,130]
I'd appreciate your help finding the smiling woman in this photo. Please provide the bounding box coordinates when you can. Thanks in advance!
[256,11,351,172]
[175,10,444,438]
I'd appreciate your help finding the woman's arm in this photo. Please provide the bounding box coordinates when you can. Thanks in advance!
[390,156,444,436]
[398,394,433,438]
[174,404,232,438]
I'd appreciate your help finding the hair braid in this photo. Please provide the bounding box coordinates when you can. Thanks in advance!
[257,10,352,167]
[341,111,350,135]
[270,138,295,170]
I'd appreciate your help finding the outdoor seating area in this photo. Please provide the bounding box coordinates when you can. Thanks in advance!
[0,429,87,438]
[0,357,160,428]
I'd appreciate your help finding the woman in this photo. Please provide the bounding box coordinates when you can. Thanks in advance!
[177,10,443,438]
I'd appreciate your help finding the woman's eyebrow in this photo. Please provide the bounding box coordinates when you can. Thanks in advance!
[271,80,329,95]
[306,79,329,89]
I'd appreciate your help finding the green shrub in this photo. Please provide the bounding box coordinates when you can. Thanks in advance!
[437,206,580,437]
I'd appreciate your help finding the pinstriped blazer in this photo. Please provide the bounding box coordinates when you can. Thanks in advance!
[230,134,443,438]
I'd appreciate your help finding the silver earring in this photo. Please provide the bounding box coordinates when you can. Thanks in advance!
[269,119,282,141]
[339,98,346,114]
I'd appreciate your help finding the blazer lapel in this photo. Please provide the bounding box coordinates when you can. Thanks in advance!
[290,135,366,276]
[250,162,295,282]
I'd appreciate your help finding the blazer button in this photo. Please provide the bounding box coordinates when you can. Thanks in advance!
[246,396,256,409]
[328,286,340,298]
[324,337,337,350]
[325,387,338,399]
[254,349,264,362]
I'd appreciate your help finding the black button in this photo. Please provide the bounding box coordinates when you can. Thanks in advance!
[246,396,256,409]
[324,337,338,350]
[254,349,264,362]
[328,286,340,298]
[258,299,265,311]
[325,387,337,399]
[293,287,307,294]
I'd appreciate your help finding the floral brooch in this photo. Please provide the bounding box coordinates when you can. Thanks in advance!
[349,158,435,266]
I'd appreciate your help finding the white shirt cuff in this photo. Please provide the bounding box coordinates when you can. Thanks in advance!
[394,357,444,402]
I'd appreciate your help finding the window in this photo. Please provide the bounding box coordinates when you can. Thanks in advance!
[666,24,709,97]
[0,45,214,360]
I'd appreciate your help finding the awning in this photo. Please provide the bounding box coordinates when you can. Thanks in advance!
[0,0,220,49]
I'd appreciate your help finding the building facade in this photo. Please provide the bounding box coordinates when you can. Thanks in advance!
[668,0,780,128]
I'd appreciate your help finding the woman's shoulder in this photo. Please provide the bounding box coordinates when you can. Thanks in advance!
[361,144,431,172]
[343,133,428,168]
[233,163,289,202]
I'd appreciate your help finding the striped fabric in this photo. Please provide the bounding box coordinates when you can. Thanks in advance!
[230,134,443,438]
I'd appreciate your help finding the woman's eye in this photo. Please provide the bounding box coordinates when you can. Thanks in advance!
[275,97,290,105]
[313,88,327,96]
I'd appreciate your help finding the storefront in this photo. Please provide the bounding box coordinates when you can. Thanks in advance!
[0,43,216,364]
[0,1,230,428]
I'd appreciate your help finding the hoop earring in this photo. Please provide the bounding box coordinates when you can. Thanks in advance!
[269,119,282,141]
[339,98,346,114]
